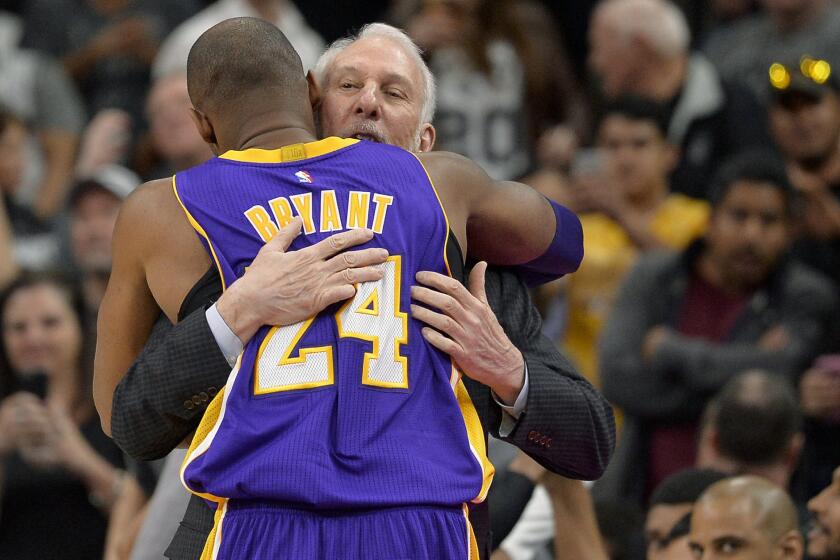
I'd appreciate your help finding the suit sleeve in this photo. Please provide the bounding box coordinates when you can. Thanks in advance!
[110,307,232,460]
[484,267,615,480]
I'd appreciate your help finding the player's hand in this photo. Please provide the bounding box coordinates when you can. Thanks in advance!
[217,217,389,344]
[410,261,525,404]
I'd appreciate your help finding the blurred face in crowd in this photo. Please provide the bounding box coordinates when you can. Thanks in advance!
[646,504,694,560]
[147,74,211,168]
[704,181,790,292]
[316,36,435,152]
[2,282,82,377]
[689,495,799,559]
[770,91,840,166]
[70,188,122,274]
[589,11,639,98]
[808,467,840,560]
[0,119,27,194]
[599,114,675,203]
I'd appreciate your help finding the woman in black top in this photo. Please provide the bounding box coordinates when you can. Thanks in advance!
[0,273,124,559]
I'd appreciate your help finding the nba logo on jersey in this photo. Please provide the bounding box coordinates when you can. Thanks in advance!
[295,170,313,183]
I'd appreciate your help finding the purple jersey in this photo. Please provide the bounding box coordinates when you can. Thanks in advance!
[176,137,493,512]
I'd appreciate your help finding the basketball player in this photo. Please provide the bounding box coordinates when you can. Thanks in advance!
[94,18,573,559]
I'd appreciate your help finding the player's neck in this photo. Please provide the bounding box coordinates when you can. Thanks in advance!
[232,126,318,153]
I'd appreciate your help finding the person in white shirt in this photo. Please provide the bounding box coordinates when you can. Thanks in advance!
[153,0,325,78]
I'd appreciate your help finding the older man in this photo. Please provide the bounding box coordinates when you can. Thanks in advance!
[588,0,769,199]
[107,23,612,560]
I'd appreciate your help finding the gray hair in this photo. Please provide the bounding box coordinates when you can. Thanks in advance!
[596,0,690,59]
[312,23,437,125]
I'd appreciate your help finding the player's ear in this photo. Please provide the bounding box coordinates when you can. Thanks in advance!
[307,71,322,111]
[418,123,436,153]
[189,107,217,147]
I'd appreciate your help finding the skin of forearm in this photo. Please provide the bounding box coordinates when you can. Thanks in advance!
[34,130,78,220]
[543,475,609,560]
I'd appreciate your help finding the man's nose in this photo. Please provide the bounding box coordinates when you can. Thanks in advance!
[354,85,380,118]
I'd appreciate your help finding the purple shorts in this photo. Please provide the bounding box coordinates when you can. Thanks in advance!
[202,501,477,559]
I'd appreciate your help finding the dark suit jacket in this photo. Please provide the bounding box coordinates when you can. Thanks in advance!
[111,265,615,560]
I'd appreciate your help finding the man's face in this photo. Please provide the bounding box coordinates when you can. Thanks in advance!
[147,74,211,166]
[599,114,674,201]
[705,181,789,291]
[588,14,637,98]
[646,503,695,560]
[689,497,781,559]
[317,36,432,152]
[808,467,840,560]
[70,188,122,273]
[769,91,840,165]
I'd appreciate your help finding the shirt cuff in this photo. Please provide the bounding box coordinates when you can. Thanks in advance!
[493,364,529,437]
[205,303,243,367]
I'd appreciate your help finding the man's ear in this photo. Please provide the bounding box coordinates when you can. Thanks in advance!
[418,123,436,152]
[307,71,322,111]
[777,529,804,559]
[189,108,217,150]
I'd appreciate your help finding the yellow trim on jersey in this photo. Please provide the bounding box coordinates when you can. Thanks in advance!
[218,137,359,163]
[410,155,490,504]
[462,503,480,560]
[199,499,228,560]
[409,153,453,277]
[253,320,335,394]
[180,357,243,504]
[454,367,495,503]
[172,175,228,291]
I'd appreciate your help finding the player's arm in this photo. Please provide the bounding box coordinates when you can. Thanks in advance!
[419,152,582,284]
[93,181,171,436]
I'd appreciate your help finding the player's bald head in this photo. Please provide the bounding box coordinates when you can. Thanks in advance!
[698,476,799,539]
[187,17,306,114]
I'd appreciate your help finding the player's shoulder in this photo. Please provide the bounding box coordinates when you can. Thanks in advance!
[416,151,490,205]
[116,177,183,239]
[121,177,175,216]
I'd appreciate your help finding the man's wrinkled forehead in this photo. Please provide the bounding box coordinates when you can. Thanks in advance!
[328,37,422,88]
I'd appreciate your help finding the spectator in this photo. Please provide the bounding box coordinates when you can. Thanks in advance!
[808,465,840,560]
[0,11,85,222]
[142,73,212,177]
[76,74,212,179]
[67,165,140,318]
[689,476,804,559]
[0,273,126,559]
[703,0,840,102]
[598,151,837,507]
[696,370,803,491]
[588,0,771,199]
[0,110,60,270]
[645,468,730,560]
[401,0,588,180]
[766,55,840,286]
[153,0,324,78]
[21,0,200,128]
[550,97,708,386]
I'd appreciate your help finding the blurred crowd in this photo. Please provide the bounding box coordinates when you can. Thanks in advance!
[0,0,839,559]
